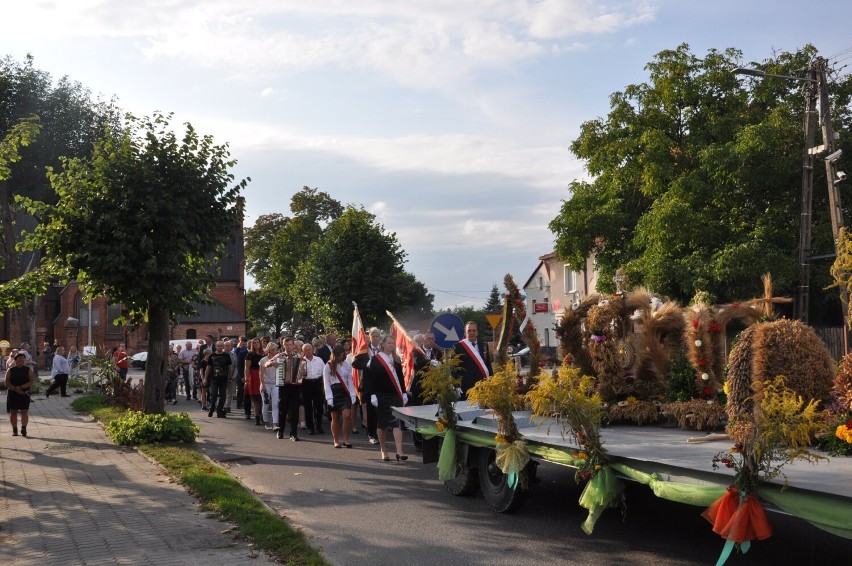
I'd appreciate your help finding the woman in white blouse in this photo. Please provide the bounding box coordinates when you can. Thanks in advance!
[260,343,280,431]
[323,343,356,448]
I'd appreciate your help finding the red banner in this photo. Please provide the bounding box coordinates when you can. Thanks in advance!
[534,302,550,313]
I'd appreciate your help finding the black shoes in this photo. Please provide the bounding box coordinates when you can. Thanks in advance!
[216,412,226,418]
[290,435,300,442]
[395,454,408,462]
[12,427,18,436]
[343,443,352,448]
[317,427,325,434]
[276,430,284,439]
[20,427,27,437]
[208,408,215,417]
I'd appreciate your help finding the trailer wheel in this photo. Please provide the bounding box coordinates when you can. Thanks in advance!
[443,442,479,496]
[477,447,527,513]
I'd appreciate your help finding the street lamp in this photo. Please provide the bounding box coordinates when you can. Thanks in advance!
[732,67,815,83]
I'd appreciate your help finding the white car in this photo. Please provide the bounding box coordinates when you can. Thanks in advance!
[130,352,147,370]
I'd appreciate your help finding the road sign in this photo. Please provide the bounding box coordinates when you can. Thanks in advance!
[430,312,465,349]
[484,313,502,329]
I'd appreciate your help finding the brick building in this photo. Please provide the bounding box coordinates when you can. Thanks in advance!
[1,211,247,360]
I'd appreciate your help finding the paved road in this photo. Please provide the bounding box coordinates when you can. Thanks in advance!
[161,379,852,566]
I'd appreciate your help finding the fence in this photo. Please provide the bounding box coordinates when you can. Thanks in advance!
[814,326,848,362]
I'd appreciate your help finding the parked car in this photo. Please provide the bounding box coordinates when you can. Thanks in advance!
[130,352,147,370]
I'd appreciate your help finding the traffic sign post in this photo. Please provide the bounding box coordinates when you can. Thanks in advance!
[430,312,465,349]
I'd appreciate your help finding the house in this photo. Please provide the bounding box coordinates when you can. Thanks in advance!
[521,251,599,350]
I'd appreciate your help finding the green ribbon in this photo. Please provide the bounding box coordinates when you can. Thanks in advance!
[437,428,458,481]
[416,425,852,541]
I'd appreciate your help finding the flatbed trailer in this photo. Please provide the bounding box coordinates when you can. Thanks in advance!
[394,402,852,541]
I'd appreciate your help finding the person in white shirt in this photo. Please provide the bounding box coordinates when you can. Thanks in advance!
[260,343,280,431]
[301,343,327,435]
[178,341,197,401]
[46,346,72,398]
[323,343,356,448]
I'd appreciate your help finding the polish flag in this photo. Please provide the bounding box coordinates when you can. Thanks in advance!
[387,310,423,390]
[351,303,369,398]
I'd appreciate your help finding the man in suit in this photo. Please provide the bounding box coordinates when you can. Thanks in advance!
[453,321,493,398]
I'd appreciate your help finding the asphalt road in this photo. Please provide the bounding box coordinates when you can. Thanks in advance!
[133,370,850,565]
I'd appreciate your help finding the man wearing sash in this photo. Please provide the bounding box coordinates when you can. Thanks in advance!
[453,321,493,398]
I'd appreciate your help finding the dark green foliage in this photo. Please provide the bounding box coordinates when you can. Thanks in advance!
[549,44,852,319]
[106,410,200,445]
[666,349,697,402]
[292,206,432,330]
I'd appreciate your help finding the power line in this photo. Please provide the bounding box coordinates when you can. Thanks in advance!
[426,286,494,301]
[825,45,852,61]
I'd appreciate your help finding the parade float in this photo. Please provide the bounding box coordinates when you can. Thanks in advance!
[394,273,852,564]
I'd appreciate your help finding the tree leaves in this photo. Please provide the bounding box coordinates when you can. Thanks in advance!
[550,44,851,314]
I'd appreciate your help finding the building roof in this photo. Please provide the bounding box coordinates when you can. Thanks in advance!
[177,300,246,324]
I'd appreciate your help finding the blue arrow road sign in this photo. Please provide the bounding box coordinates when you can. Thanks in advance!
[430,312,465,349]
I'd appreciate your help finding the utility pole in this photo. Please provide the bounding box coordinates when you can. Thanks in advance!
[796,65,818,322]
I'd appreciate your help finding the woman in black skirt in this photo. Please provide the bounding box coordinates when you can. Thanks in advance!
[5,352,34,437]
[354,335,408,462]
[323,343,356,448]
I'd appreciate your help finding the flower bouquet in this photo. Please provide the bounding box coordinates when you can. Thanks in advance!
[467,360,529,488]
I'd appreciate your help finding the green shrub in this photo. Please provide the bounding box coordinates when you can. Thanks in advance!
[106,411,200,445]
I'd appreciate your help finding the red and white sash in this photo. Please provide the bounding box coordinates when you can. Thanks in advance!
[374,353,404,402]
[459,340,489,380]
[334,369,351,397]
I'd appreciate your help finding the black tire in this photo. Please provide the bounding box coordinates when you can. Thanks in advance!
[477,447,527,513]
[443,442,479,496]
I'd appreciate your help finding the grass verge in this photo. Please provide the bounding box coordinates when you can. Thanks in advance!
[71,395,328,566]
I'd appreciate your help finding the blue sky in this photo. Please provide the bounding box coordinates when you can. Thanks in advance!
[3,1,852,310]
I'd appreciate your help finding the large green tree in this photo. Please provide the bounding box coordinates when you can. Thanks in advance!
[22,113,247,413]
[244,187,343,335]
[0,55,120,341]
[292,206,433,329]
[549,44,852,321]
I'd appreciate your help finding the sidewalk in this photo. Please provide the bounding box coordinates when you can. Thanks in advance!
[0,392,277,565]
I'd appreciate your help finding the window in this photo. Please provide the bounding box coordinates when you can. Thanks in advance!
[538,276,543,290]
[187,329,197,340]
[564,266,577,294]
[106,304,122,336]
[76,295,100,327]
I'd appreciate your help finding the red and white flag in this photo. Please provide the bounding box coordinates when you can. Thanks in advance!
[386,310,423,391]
[351,303,369,398]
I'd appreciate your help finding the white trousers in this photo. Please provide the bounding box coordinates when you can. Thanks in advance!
[263,382,279,425]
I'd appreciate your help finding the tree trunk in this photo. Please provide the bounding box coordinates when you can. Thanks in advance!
[143,304,169,414]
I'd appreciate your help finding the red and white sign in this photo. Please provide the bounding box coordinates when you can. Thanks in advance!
[534,302,550,313]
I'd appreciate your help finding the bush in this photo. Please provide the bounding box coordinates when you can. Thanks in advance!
[106,411,200,445]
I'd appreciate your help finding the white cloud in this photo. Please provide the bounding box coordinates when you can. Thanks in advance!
[259,87,276,97]
[6,1,658,89]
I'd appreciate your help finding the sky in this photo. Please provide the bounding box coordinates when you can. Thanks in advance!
[3,0,852,310]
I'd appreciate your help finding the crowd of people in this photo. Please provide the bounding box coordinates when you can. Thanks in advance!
[155,321,493,461]
[6,321,495,460]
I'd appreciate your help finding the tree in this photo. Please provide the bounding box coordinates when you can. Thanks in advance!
[292,206,432,329]
[246,287,291,338]
[0,55,120,342]
[243,187,344,334]
[22,112,247,413]
[244,213,287,287]
[0,115,43,309]
[483,283,502,313]
[549,44,852,321]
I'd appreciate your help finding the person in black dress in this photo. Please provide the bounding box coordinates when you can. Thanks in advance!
[6,352,34,437]
[354,335,408,462]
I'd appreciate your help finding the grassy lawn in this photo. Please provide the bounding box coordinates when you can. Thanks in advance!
[72,395,328,566]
